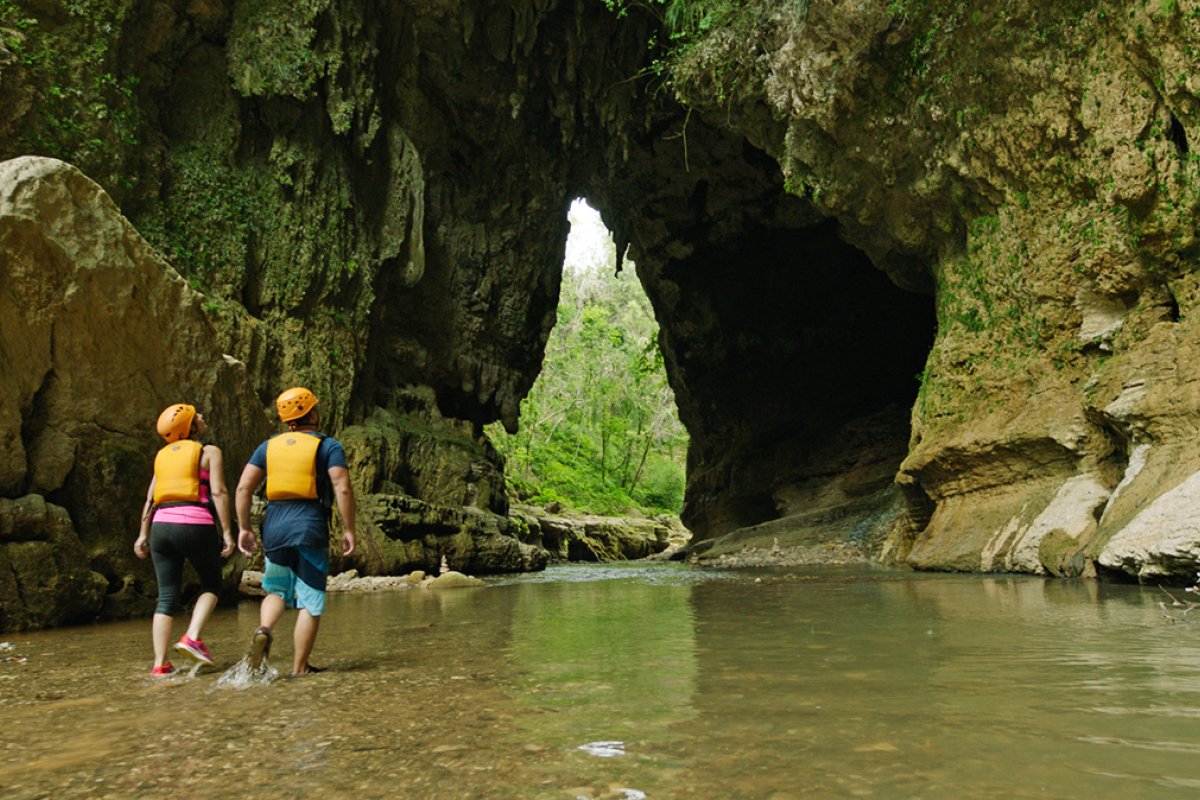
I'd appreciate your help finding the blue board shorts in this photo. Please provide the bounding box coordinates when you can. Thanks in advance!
[262,545,328,616]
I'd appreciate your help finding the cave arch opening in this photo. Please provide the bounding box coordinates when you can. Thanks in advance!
[487,198,689,517]
[657,218,938,542]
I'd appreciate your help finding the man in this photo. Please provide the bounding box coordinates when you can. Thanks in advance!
[236,387,356,675]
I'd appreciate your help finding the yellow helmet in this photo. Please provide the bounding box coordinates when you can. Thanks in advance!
[276,387,318,422]
[156,403,196,443]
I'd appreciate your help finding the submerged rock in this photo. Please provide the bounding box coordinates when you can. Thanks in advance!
[427,571,484,589]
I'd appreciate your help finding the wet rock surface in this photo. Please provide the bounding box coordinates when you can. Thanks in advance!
[0,495,106,630]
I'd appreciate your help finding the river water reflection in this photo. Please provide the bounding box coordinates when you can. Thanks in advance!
[3,563,1200,798]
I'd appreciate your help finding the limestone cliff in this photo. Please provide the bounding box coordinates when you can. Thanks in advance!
[663,0,1200,579]
[5,0,1200,630]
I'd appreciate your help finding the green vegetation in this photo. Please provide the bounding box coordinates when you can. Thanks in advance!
[605,0,1101,127]
[136,146,272,296]
[935,212,1045,350]
[0,0,141,182]
[227,0,335,100]
[605,0,809,38]
[602,0,809,103]
[487,202,687,516]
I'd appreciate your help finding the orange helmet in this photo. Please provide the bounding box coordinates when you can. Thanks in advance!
[156,403,196,442]
[276,387,318,422]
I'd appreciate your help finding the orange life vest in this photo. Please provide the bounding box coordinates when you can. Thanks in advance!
[265,432,323,500]
[153,439,203,504]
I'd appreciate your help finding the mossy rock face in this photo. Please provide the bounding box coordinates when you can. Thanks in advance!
[512,505,672,563]
[651,1,1200,578]
[2,1,664,629]
[1039,530,1087,578]
[340,398,506,515]
[0,157,273,630]
[341,492,529,577]
[59,435,147,557]
[13,0,1200,600]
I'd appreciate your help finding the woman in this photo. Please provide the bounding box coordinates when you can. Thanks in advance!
[134,403,235,676]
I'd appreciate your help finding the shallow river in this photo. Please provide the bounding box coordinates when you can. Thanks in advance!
[3,563,1200,798]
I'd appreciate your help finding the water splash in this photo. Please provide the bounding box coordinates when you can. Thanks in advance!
[577,741,625,758]
[574,788,645,800]
[217,655,279,689]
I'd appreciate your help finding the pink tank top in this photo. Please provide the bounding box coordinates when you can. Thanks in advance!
[152,468,215,526]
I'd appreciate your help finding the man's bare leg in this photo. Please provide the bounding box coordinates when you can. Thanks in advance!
[259,592,286,631]
[292,609,320,674]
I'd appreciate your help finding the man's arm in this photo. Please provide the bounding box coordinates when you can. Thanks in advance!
[328,465,356,556]
[235,463,265,556]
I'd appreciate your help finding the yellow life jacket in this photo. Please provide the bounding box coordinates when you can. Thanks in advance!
[265,432,323,500]
[153,439,203,504]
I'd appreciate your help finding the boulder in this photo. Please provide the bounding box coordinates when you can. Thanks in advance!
[0,156,269,629]
[427,570,484,589]
[0,495,106,630]
[343,492,530,577]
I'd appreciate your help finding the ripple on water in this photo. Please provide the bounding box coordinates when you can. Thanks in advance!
[485,562,741,587]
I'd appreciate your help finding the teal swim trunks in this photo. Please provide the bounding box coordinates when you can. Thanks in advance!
[262,545,328,616]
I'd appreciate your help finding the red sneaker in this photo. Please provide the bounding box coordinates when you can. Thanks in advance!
[174,635,214,666]
[151,662,175,676]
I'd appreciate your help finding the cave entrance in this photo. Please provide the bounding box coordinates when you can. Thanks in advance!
[487,199,689,516]
[662,219,937,540]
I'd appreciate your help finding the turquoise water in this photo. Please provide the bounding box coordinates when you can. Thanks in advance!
[2,563,1199,798]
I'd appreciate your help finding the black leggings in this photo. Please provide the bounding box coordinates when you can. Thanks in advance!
[150,521,223,615]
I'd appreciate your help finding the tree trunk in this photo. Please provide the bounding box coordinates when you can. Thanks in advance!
[629,437,653,494]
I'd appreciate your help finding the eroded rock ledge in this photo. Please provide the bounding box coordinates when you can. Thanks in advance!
[510,504,689,562]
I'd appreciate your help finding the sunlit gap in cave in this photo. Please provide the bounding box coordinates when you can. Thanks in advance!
[485,198,689,518]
